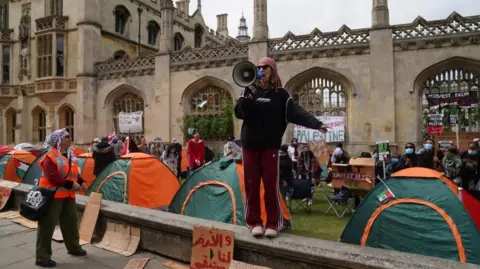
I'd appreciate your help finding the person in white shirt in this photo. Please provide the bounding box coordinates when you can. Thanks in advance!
[288,138,299,177]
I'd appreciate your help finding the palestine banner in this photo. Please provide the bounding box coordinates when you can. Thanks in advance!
[425,91,478,109]
[14,159,29,178]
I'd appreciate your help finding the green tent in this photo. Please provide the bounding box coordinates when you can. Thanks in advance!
[23,149,90,186]
[340,170,480,264]
[169,156,291,228]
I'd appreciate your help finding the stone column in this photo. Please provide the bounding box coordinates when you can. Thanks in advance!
[152,54,171,142]
[15,94,27,143]
[76,0,101,146]
[159,0,174,53]
[252,0,268,41]
[369,0,395,144]
[45,103,55,136]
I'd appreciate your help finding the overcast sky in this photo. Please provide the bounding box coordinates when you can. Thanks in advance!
[189,0,480,38]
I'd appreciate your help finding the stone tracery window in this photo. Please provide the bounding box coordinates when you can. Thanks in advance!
[113,92,144,135]
[58,104,74,141]
[422,68,480,132]
[147,20,160,46]
[114,5,130,35]
[173,33,184,51]
[292,76,346,117]
[189,85,231,115]
[32,106,46,143]
[194,25,203,48]
[5,108,16,145]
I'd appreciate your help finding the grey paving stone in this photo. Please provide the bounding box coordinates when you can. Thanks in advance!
[0,230,37,250]
[0,223,30,237]
[0,246,35,268]
[56,258,113,269]
[0,219,13,227]
[1,257,37,269]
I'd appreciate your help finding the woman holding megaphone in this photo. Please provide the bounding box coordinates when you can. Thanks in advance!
[234,57,328,238]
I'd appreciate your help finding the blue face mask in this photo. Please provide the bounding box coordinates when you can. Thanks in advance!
[405,148,414,155]
[424,144,433,151]
[468,150,477,155]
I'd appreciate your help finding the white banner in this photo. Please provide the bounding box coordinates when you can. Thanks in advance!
[293,116,345,143]
[118,111,143,133]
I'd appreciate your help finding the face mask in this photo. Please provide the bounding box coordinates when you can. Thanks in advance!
[468,150,477,155]
[405,148,414,155]
[154,140,161,144]
[391,158,399,164]
[424,144,433,151]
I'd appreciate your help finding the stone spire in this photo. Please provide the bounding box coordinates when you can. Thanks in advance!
[253,0,268,41]
[159,0,174,52]
[236,11,251,43]
[197,0,201,12]
[372,0,390,28]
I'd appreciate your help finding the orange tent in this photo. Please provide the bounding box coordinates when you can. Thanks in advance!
[87,153,181,209]
[77,153,95,188]
[181,148,187,172]
[71,147,85,157]
[0,150,36,183]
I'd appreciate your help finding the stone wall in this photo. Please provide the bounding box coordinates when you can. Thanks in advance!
[6,183,477,269]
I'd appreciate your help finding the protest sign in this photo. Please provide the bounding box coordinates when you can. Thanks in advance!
[118,111,143,133]
[293,116,344,143]
[190,226,234,269]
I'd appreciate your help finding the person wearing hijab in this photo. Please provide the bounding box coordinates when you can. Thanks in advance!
[442,146,462,183]
[36,129,87,267]
[396,142,419,171]
[234,57,328,238]
[92,138,116,175]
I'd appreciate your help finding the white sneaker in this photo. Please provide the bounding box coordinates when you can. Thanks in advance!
[265,228,278,238]
[251,226,264,237]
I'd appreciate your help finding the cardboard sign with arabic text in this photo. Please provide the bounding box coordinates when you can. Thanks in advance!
[190,226,234,269]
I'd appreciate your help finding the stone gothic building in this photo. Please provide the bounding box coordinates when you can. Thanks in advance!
[1,0,480,154]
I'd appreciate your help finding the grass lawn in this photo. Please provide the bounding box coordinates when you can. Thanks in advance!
[284,188,351,241]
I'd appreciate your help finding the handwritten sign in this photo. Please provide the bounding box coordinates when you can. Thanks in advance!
[118,111,143,133]
[294,116,345,143]
[190,226,234,269]
[0,180,18,210]
[332,172,371,181]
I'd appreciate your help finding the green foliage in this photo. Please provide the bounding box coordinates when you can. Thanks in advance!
[181,102,234,141]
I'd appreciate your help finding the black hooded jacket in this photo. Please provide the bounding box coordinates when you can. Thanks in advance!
[234,87,322,149]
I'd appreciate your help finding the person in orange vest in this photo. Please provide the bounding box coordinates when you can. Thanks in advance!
[35,128,88,268]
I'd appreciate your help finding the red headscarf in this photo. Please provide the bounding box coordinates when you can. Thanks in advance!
[259,57,283,88]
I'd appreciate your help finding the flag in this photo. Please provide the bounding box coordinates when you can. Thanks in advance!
[121,136,130,156]
[377,189,395,204]
[14,159,29,179]
[107,127,116,143]
[197,97,212,108]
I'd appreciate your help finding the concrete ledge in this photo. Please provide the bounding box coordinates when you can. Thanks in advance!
[9,183,480,269]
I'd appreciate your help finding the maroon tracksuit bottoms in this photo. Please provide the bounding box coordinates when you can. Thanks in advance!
[242,148,283,231]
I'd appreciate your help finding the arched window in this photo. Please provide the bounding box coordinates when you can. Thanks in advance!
[422,68,480,132]
[189,85,232,115]
[113,92,144,135]
[113,50,128,60]
[114,5,130,35]
[292,76,346,117]
[194,25,203,48]
[32,106,46,143]
[173,33,184,51]
[5,108,16,144]
[58,104,74,141]
[147,20,160,46]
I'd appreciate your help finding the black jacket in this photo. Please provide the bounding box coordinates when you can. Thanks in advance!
[234,87,322,149]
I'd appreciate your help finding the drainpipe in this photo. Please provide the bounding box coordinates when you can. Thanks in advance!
[137,7,143,56]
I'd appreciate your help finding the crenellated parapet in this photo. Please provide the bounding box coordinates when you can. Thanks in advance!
[170,41,248,71]
[267,26,370,61]
[392,12,480,51]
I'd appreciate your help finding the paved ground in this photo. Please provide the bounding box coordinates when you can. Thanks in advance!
[0,219,187,269]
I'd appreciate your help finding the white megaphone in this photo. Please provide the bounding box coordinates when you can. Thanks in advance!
[232,61,263,87]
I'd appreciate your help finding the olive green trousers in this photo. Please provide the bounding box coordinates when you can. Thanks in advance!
[36,198,81,261]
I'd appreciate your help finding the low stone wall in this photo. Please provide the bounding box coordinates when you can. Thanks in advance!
[8,183,479,269]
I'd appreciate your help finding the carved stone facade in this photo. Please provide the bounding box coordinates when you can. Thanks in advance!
[2,0,480,155]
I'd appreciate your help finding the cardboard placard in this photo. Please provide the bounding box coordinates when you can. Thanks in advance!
[190,226,235,269]
[79,192,102,243]
[123,258,149,269]
[332,158,375,191]
[52,227,88,245]
[94,222,141,256]
[308,140,330,164]
[229,260,272,269]
[0,181,18,211]
[163,261,189,269]
[11,217,37,229]
[0,211,20,219]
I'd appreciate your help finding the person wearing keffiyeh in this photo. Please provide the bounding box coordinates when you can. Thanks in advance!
[36,128,87,267]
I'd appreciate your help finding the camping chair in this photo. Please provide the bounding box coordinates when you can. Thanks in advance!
[322,186,355,219]
[286,176,315,213]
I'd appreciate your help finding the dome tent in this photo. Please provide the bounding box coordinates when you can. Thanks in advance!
[87,153,180,209]
[340,167,480,264]
[169,155,291,229]
[0,150,36,182]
